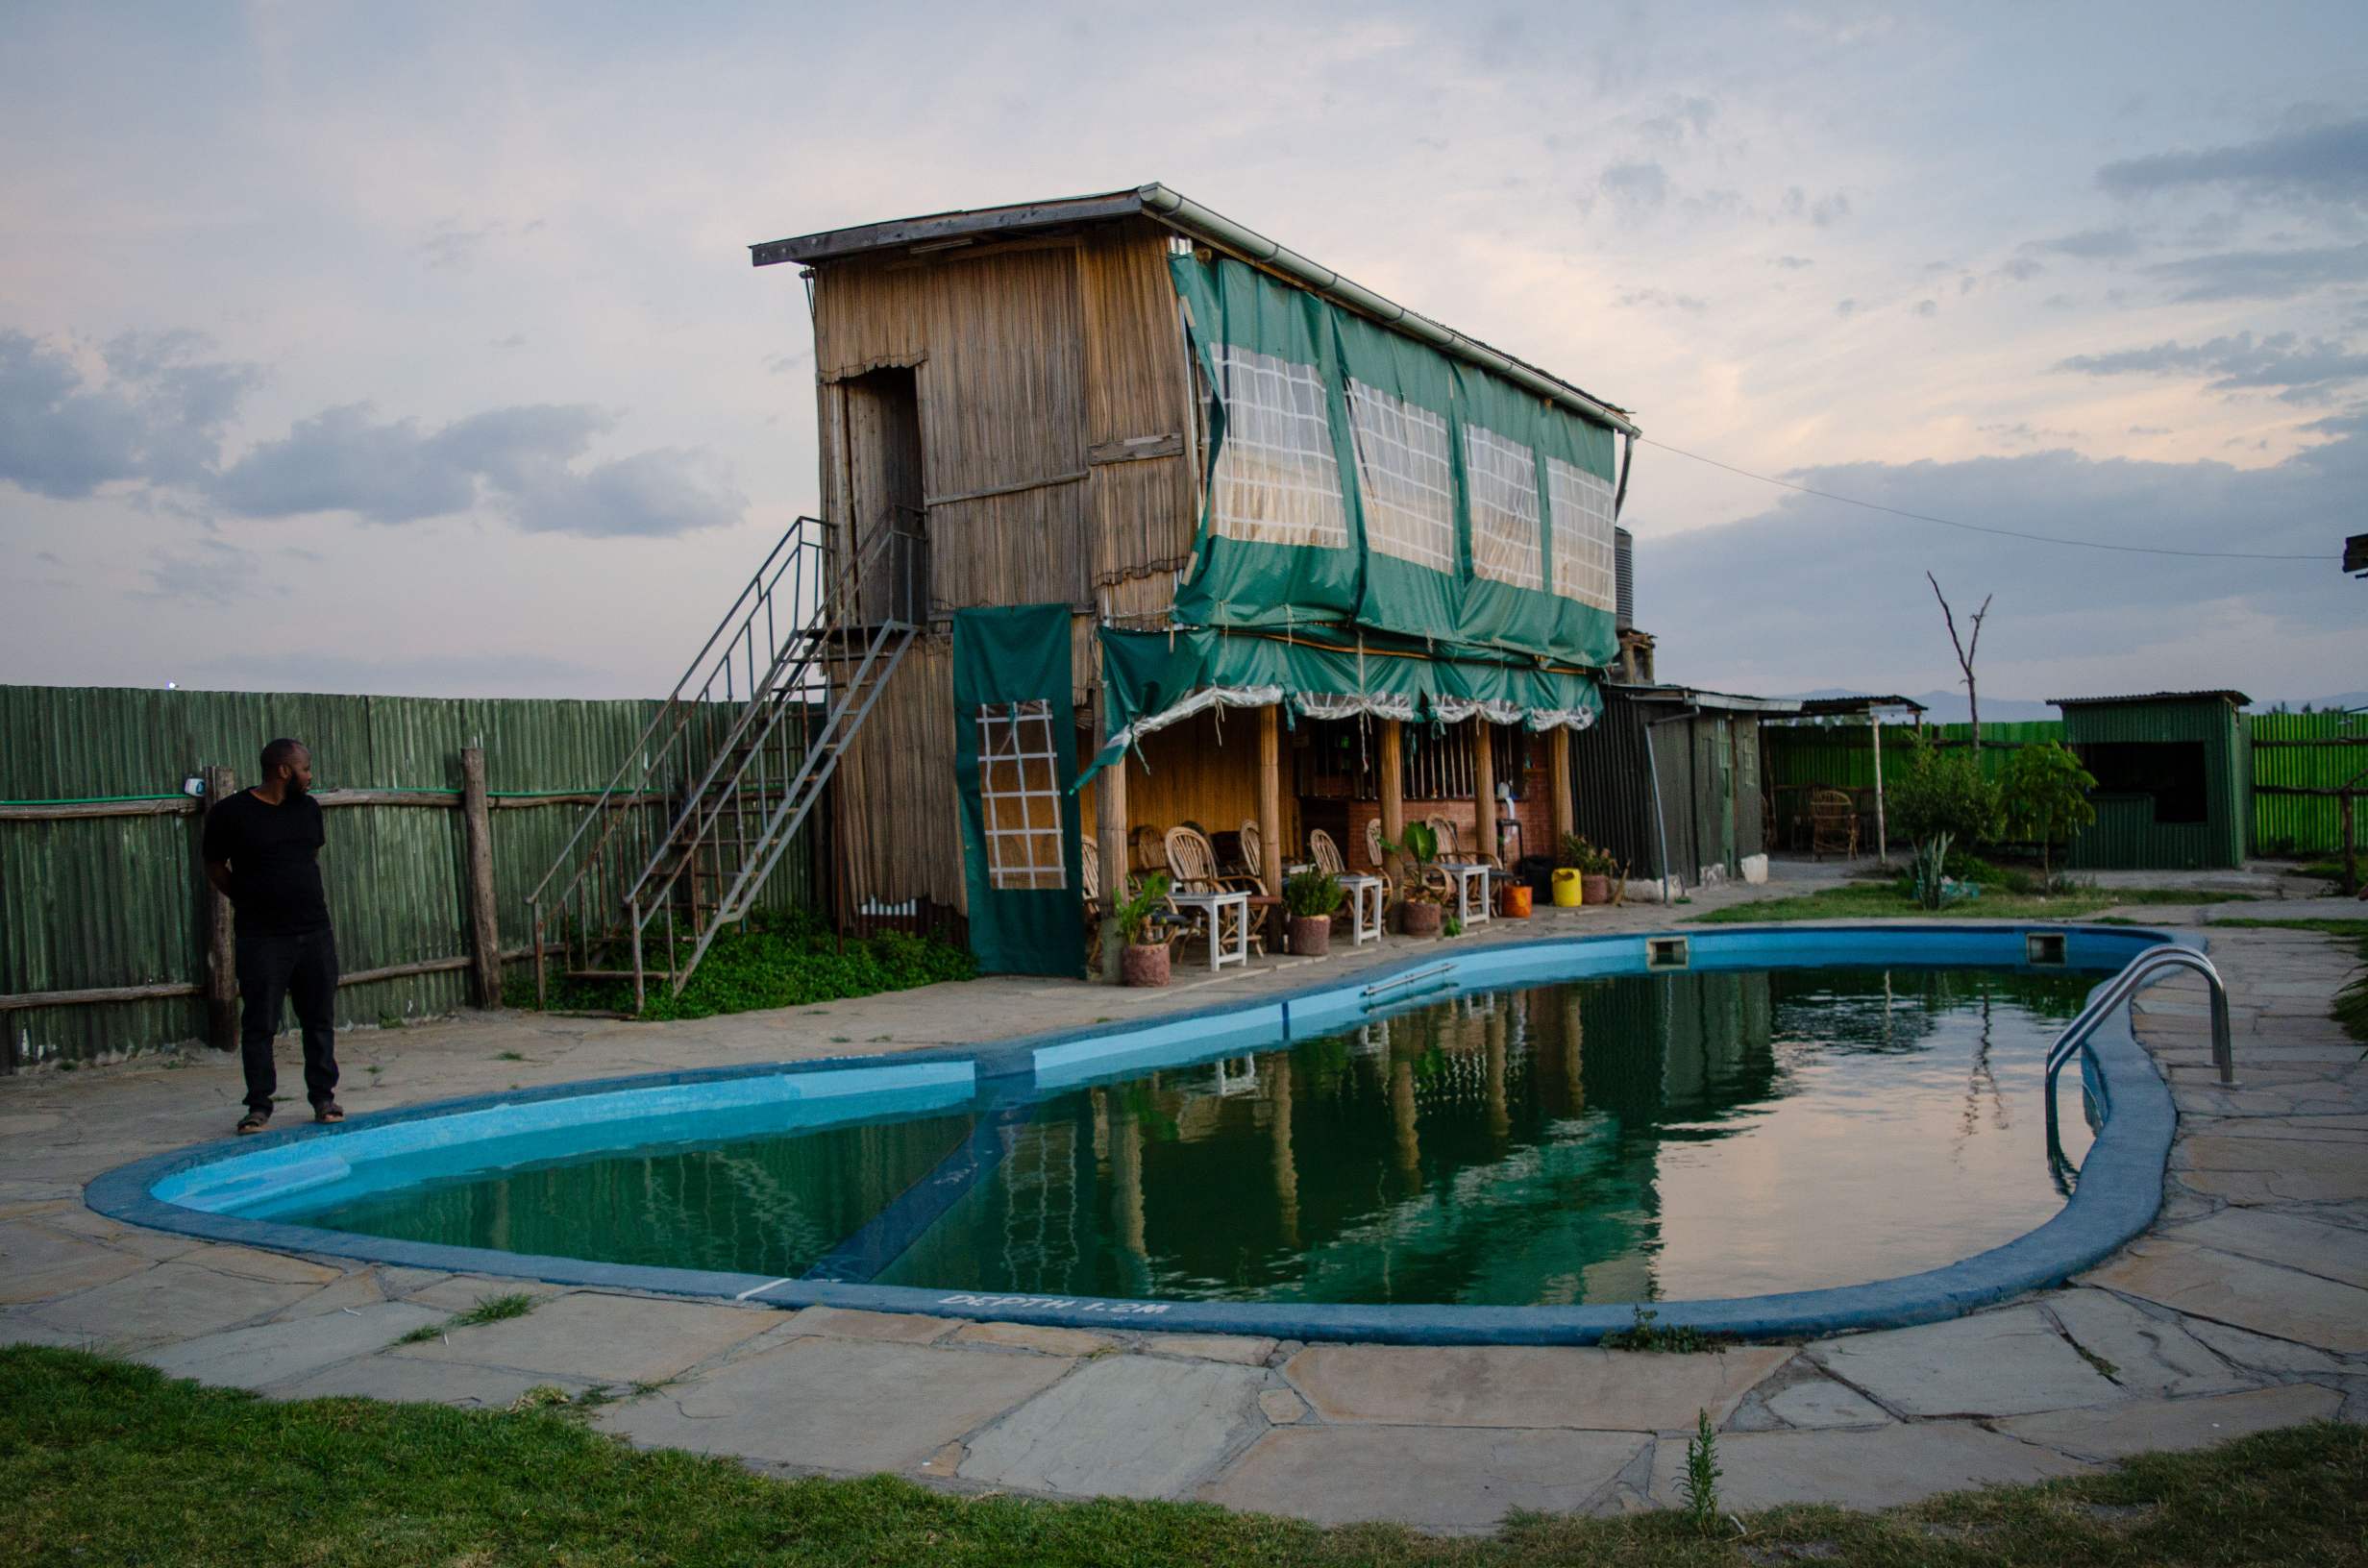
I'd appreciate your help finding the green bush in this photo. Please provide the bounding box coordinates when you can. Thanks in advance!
[2001,742,2098,875]
[1112,871,1172,946]
[1888,735,2003,849]
[1282,869,1344,919]
[508,906,977,1020]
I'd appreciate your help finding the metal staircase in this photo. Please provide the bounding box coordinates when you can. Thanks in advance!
[529,517,921,1009]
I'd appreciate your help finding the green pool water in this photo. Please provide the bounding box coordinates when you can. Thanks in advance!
[290,965,2098,1306]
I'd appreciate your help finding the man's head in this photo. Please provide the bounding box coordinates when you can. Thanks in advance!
[259,738,313,797]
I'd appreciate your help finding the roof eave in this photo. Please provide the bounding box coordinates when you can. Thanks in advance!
[750,183,1640,437]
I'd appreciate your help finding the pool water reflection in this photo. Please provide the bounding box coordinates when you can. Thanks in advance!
[291,965,2097,1306]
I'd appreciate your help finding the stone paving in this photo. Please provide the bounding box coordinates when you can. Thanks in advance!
[2,869,2363,1533]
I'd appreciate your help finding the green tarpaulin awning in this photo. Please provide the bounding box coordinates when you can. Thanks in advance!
[1077,625,1600,787]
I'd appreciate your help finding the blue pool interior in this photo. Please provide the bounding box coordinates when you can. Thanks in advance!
[125,925,2174,1322]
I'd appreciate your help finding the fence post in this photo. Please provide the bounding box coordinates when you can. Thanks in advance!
[2344,791,2358,897]
[201,767,237,1050]
[460,747,504,1008]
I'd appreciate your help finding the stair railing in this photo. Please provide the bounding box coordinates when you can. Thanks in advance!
[527,517,833,1001]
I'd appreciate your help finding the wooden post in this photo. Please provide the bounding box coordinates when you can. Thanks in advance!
[1379,719,1406,889]
[1870,716,1888,866]
[1257,703,1283,945]
[201,767,236,1050]
[460,747,503,1009]
[2343,790,2358,896]
[1096,737,1128,983]
[1549,728,1575,850]
[1471,720,1497,864]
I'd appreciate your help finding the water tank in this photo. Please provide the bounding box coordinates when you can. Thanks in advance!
[1614,527,1635,630]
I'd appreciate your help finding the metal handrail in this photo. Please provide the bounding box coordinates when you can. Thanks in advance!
[2045,942,2234,1112]
[1363,962,1453,999]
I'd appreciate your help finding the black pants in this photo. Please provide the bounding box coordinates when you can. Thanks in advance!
[234,928,339,1115]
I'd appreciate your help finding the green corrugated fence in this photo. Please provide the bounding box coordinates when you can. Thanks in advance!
[2249,710,2368,857]
[1,684,815,1071]
[1764,713,2366,860]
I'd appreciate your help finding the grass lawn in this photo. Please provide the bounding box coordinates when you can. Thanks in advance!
[5,1349,2365,1567]
[1688,882,2257,925]
[2207,918,2368,1042]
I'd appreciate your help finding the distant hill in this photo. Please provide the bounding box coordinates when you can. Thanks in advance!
[1778,688,2368,723]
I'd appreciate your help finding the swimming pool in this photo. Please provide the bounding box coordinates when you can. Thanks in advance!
[90,925,2183,1344]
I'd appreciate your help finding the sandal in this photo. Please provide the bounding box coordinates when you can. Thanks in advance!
[235,1110,270,1136]
[312,1100,345,1124]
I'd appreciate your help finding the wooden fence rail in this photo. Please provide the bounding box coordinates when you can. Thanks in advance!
[0,683,814,1072]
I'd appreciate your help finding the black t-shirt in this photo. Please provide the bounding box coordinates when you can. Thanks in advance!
[203,790,331,936]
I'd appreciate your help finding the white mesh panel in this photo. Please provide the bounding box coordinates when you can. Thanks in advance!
[1464,426,1542,591]
[1208,344,1348,550]
[1546,457,1616,611]
[976,699,1066,891]
[1345,379,1454,573]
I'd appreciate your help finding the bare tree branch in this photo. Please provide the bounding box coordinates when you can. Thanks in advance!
[1928,573,1992,752]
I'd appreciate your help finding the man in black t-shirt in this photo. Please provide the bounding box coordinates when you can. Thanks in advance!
[203,738,342,1135]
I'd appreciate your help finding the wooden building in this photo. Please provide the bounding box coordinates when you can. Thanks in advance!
[745,184,1643,975]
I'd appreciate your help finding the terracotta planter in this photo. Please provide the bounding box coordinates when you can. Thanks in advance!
[1582,873,1614,906]
[1398,898,1443,938]
[1289,914,1333,957]
[1121,942,1171,987]
[1551,869,1583,907]
[1498,883,1532,919]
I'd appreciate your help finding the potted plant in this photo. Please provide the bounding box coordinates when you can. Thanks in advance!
[1560,833,1616,906]
[1384,822,1446,937]
[1113,872,1172,987]
[1282,869,1345,957]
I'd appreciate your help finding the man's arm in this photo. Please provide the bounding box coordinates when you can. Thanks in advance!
[201,803,236,902]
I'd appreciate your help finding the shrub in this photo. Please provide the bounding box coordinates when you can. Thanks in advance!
[1558,832,1616,874]
[1887,735,2002,849]
[1113,872,1172,946]
[1282,869,1345,919]
[1384,822,1445,902]
[2001,741,2098,875]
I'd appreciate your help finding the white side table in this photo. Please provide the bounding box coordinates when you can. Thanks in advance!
[1338,873,1386,945]
[1171,890,1250,971]
[1444,863,1492,927]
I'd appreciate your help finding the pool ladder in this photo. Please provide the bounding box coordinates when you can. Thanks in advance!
[2043,943,2234,1189]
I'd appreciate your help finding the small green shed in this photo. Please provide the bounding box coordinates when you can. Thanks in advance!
[2050,690,2251,870]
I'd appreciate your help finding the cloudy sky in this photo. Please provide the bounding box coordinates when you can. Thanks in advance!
[4,2,2363,706]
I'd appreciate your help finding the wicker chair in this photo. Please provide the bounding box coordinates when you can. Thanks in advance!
[1237,819,1269,894]
[1164,824,1268,958]
[1810,788,1860,861]
[1309,829,1346,878]
[1430,816,1503,870]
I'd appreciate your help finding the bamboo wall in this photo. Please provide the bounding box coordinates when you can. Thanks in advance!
[809,216,1198,923]
[0,684,814,1071]
[1080,709,1299,876]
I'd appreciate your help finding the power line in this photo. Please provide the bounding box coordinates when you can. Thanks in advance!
[1639,436,2341,562]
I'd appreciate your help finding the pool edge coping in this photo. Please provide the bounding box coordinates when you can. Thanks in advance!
[84,921,2186,1346]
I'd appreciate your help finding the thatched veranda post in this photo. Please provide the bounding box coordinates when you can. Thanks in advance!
[1096,730,1128,982]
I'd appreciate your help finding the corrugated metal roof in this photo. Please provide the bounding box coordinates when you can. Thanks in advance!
[1788,694,1929,718]
[750,184,1639,436]
[2049,690,2252,708]
[1611,683,1802,714]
